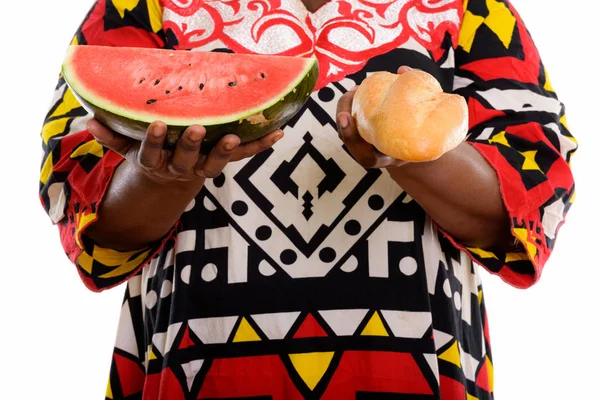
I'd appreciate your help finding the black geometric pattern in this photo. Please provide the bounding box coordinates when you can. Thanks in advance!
[37,0,576,399]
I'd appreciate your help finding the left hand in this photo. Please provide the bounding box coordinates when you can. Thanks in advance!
[336,66,412,169]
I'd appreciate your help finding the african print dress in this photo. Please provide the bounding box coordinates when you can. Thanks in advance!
[39,0,577,399]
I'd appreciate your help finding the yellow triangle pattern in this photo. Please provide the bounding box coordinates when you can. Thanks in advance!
[40,153,53,185]
[467,393,479,400]
[289,352,334,391]
[77,251,94,274]
[560,114,570,131]
[149,347,157,360]
[99,250,151,278]
[50,88,81,119]
[505,251,529,263]
[519,150,542,172]
[478,289,483,305]
[513,228,538,258]
[466,247,498,260]
[147,0,163,33]
[71,35,79,46]
[458,11,485,53]
[483,0,516,49]
[42,117,69,144]
[112,0,141,18]
[93,246,143,267]
[485,355,495,392]
[439,340,461,368]
[543,68,555,92]
[74,211,97,248]
[459,0,516,53]
[106,380,113,399]
[233,317,261,343]
[361,312,389,337]
[71,141,104,159]
[488,131,509,147]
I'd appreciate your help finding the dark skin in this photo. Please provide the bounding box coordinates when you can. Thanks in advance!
[86,0,512,253]
[336,66,513,250]
[85,120,284,251]
[86,0,330,251]
[302,0,330,12]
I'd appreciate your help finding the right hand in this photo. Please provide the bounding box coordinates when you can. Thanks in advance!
[86,119,283,183]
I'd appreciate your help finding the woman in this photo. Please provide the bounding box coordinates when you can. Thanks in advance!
[39,0,576,398]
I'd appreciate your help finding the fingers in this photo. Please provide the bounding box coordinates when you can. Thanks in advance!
[335,77,408,169]
[230,130,284,162]
[397,65,412,74]
[336,86,357,118]
[336,111,363,146]
[134,124,285,180]
[197,134,240,178]
[196,129,284,177]
[86,119,133,156]
[337,111,400,169]
[168,125,206,176]
[336,112,380,168]
[138,121,168,171]
[335,86,358,148]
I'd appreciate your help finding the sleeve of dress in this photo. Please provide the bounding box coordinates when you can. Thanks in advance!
[39,0,170,292]
[447,0,577,288]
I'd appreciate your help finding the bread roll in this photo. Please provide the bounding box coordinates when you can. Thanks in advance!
[351,69,469,162]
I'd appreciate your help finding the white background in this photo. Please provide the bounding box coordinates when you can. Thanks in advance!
[1,0,598,399]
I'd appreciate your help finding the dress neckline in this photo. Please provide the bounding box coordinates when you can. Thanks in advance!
[297,0,332,14]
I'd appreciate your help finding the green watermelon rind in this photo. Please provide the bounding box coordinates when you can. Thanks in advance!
[61,47,319,146]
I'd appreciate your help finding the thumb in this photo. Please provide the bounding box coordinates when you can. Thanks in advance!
[87,118,133,157]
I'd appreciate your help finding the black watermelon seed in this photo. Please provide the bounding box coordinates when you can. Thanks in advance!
[261,73,266,78]
[228,81,236,87]
[154,79,161,85]
[146,99,157,105]
[178,86,183,91]
[165,90,170,94]
[199,83,204,90]
[139,78,145,84]
[188,63,192,66]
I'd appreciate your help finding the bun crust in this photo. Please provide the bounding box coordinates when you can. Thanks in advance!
[351,70,469,162]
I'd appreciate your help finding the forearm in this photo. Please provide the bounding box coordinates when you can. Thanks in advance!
[86,160,204,251]
[387,142,513,250]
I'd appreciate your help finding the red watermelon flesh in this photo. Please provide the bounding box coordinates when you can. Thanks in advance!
[61,45,319,145]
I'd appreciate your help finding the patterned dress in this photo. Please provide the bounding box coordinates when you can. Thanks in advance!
[39,0,577,399]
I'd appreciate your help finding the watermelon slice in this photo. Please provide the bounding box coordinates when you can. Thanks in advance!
[62,45,319,146]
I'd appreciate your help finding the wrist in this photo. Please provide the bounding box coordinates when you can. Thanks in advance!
[385,142,467,178]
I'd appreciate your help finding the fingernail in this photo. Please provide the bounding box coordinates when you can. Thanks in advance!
[349,85,359,91]
[225,141,238,151]
[338,114,349,129]
[189,129,203,142]
[151,126,163,138]
[274,131,284,143]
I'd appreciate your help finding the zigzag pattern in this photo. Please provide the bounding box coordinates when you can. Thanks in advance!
[38,0,575,399]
